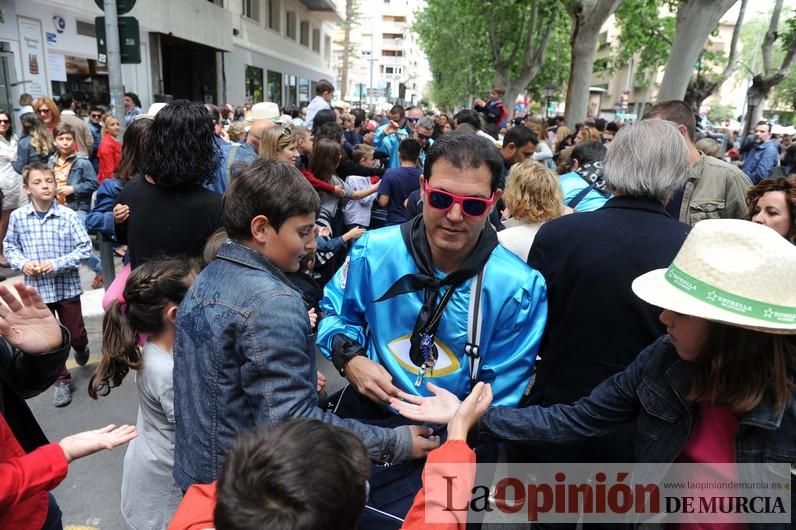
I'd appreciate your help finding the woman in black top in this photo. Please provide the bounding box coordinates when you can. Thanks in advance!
[115,100,223,268]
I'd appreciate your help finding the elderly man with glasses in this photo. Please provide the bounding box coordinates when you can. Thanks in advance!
[316,131,547,526]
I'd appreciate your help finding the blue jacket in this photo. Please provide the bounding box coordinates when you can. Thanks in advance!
[317,224,548,407]
[86,178,124,238]
[373,124,411,168]
[47,153,99,212]
[172,241,413,489]
[481,335,795,529]
[12,135,50,175]
[558,170,611,212]
[742,140,780,184]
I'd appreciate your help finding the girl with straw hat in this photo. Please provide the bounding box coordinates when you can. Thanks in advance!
[391,219,795,525]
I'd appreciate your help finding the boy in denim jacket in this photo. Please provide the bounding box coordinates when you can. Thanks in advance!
[48,122,103,288]
[172,159,437,490]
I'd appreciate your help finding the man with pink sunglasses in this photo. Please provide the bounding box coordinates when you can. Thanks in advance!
[316,131,548,527]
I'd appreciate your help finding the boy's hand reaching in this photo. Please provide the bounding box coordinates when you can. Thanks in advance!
[342,227,366,242]
[334,185,346,198]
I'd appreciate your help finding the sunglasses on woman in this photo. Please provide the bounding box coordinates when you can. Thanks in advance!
[423,182,495,217]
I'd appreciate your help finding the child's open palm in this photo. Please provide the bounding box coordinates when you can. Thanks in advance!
[0,283,62,354]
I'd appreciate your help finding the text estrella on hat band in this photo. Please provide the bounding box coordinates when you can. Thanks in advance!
[664,264,796,325]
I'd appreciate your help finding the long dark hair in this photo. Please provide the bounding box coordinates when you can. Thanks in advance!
[689,323,796,413]
[0,109,13,140]
[89,259,194,399]
[115,118,152,182]
[142,100,220,188]
[309,138,341,183]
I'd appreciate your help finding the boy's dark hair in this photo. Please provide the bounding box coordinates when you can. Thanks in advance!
[643,100,695,141]
[398,138,421,163]
[124,91,142,108]
[606,121,619,133]
[314,121,343,143]
[223,159,320,241]
[594,117,607,132]
[89,259,194,399]
[143,99,219,188]
[424,131,503,192]
[90,105,104,114]
[454,109,482,130]
[53,122,75,139]
[389,105,405,119]
[311,109,338,135]
[22,162,54,185]
[503,126,538,149]
[571,140,607,166]
[351,108,366,128]
[315,79,335,96]
[352,144,375,165]
[214,419,370,530]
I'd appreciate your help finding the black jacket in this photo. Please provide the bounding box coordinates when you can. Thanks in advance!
[0,328,70,452]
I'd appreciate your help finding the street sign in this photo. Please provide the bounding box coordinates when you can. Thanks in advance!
[368,88,384,97]
[94,0,136,15]
[96,16,141,64]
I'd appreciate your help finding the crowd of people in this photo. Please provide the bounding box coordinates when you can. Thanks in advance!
[0,78,795,530]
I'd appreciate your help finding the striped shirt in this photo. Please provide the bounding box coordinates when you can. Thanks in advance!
[4,203,91,303]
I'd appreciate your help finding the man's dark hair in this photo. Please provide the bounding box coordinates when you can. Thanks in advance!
[606,121,619,133]
[205,103,221,125]
[311,109,337,135]
[424,131,503,192]
[90,105,104,114]
[572,140,607,166]
[756,120,772,133]
[57,93,74,111]
[503,126,538,149]
[214,419,370,530]
[398,138,421,163]
[389,105,405,119]
[223,159,320,241]
[124,92,141,108]
[142,99,219,188]
[453,109,482,130]
[315,79,335,96]
[643,100,695,141]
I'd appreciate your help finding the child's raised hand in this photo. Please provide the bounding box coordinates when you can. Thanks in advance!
[308,308,318,328]
[342,227,366,242]
[316,371,327,393]
[59,424,137,463]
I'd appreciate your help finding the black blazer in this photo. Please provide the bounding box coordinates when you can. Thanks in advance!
[526,196,690,407]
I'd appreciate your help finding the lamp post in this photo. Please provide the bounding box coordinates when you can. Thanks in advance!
[544,85,555,119]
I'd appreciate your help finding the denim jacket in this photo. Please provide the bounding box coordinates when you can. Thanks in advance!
[47,153,99,212]
[172,241,412,490]
[481,335,795,529]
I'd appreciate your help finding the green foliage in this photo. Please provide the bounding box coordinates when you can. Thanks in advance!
[415,0,566,108]
[609,0,676,87]
[707,104,735,123]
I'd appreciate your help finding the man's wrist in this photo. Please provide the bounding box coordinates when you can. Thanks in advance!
[331,334,365,376]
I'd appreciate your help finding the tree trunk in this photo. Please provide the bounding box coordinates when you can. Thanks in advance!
[339,0,354,100]
[657,0,736,102]
[564,0,624,128]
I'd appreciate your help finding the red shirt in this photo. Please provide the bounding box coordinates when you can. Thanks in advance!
[0,414,68,530]
[97,134,121,182]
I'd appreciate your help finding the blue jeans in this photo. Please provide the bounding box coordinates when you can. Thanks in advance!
[76,210,102,275]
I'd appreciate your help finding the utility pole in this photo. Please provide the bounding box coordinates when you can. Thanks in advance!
[104,0,126,135]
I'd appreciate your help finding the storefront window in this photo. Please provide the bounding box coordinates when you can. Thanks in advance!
[245,65,264,104]
[50,56,109,108]
[298,78,309,106]
[285,75,297,106]
[267,70,282,106]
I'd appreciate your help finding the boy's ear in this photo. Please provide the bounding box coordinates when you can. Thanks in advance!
[250,214,272,244]
[165,304,178,325]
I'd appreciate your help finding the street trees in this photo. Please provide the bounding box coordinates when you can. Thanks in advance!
[656,0,737,101]
[563,0,624,127]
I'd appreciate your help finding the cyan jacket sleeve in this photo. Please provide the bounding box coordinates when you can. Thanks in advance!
[479,339,654,444]
[480,272,547,407]
[316,237,371,360]
[241,291,412,463]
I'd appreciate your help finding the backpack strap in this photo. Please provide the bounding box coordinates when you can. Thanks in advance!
[464,265,487,389]
[566,181,598,210]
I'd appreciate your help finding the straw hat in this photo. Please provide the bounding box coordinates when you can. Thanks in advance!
[247,102,280,123]
[632,219,796,334]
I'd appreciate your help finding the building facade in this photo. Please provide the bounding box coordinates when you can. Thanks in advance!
[332,0,430,110]
[0,0,340,113]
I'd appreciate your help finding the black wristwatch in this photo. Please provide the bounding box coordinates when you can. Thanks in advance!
[331,334,365,376]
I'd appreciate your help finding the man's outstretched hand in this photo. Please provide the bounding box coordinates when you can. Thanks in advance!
[0,283,62,354]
